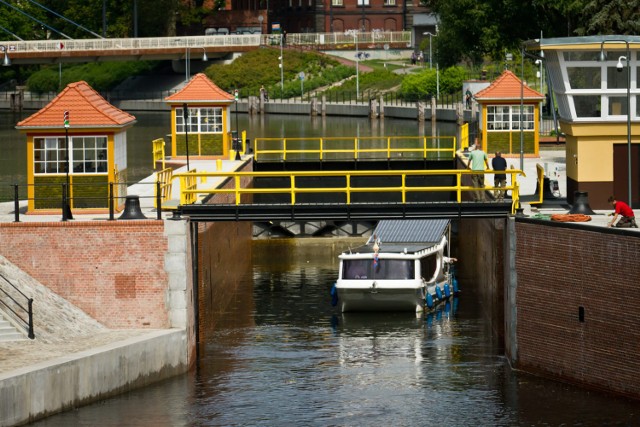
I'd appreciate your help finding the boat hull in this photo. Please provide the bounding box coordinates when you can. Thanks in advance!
[335,279,450,312]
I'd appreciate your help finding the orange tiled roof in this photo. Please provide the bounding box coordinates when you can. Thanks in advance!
[16,81,136,129]
[165,73,234,103]
[474,70,544,101]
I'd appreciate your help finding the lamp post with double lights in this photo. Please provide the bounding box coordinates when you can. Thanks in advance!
[600,39,632,207]
[184,47,208,83]
[1,45,11,67]
[423,32,436,69]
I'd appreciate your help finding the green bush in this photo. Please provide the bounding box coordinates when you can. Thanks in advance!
[204,48,345,97]
[26,61,159,93]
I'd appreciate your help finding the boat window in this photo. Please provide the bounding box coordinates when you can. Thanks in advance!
[420,254,438,281]
[342,259,414,280]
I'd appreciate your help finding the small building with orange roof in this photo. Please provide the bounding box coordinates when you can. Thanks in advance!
[164,73,235,160]
[16,81,136,214]
[474,70,545,156]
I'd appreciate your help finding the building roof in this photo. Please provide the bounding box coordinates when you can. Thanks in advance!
[473,70,544,102]
[524,35,640,51]
[367,219,450,245]
[165,73,234,104]
[16,81,136,130]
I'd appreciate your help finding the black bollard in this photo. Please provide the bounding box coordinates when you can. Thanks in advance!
[568,191,596,215]
[119,195,147,220]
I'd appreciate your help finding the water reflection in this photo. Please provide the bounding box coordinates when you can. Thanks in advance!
[29,239,639,427]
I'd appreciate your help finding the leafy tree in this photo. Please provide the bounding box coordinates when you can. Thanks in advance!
[422,0,593,66]
[574,0,640,35]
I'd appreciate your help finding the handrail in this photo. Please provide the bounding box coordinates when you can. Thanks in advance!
[0,31,410,56]
[530,164,545,206]
[0,272,35,339]
[253,136,457,161]
[152,138,165,170]
[154,168,173,209]
[174,169,526,214]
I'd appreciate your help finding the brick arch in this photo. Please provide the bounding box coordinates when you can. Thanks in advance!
[384,18,397,31]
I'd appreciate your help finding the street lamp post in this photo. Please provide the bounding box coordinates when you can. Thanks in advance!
[600,39,632,207]
[423,32,436,69]
[279,34,284,95]
[182,103,190,170]
[346,30,360,99]
[184,47,208,83]
[0,45,11,67]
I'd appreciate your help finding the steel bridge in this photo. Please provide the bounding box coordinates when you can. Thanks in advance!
[168,168,523,222]
[0,31,411,65]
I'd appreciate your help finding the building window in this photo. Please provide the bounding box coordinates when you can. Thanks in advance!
[176,107,223,133]
[34,136,108,174]
[384,0,396,5]
[332,0,343,5]
[486,105,534,130]
[357,0,369,5]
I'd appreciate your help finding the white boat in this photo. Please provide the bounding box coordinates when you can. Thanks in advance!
[331,219,458,312]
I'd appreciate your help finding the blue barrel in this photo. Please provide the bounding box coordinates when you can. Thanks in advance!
[426,293,434,308]
[444,283,451,298]
[435,286,443,300]
[330,284,339,306]
[453,277,459,294]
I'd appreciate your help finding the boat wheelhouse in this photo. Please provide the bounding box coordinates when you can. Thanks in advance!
[332,219,457,312]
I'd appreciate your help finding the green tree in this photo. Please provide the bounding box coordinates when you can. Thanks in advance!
[574,0,640,35]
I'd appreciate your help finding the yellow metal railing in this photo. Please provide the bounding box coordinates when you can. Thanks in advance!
[253,136,457,162]
[529,164,545,206]
[152,138,165,170]
[174,169,526,214]
[460,123,469,148]
[154,167,174,209]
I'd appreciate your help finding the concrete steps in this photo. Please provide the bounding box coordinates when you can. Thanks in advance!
[0,312,26,341]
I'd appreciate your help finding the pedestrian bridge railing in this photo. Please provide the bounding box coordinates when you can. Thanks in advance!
[253,136,457,162]
[171,169,525,214]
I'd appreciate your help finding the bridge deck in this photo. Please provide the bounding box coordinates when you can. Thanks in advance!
[175,200,514,222]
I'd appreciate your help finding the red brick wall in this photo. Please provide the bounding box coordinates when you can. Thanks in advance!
[0,220,169,329]
[514,221,640,399]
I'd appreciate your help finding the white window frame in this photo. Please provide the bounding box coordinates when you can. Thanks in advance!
[486,105,534,131]
[176,107,224,133]
[34,136,108,175]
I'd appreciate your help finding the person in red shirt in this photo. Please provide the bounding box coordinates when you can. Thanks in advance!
[607,196,638,228]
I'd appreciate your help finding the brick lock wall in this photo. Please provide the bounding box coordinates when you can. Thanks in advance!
[0,220,169,329]
[514,221,640,399]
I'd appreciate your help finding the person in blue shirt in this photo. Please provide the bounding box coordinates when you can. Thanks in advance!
[467,143,490,201]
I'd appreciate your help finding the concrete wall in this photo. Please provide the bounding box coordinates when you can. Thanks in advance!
[510,219,640,399]
[0,329,187,427]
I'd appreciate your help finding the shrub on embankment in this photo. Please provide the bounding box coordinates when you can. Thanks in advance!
[204,48,355,99]
[26,61,160,93]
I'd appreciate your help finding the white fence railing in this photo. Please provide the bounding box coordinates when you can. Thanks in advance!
[0,31,412,55]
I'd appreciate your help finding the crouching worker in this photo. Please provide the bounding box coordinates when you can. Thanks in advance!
[607,196,638,228]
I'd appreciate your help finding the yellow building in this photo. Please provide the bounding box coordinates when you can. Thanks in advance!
[16,81,136,214]
[474,70,545,157]
[525,35,639,209]
[164,73,235,160]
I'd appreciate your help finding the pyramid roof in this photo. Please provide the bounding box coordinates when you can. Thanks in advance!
[165,73,234,104]
[16,81,136,130]
[474,70,544,102]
